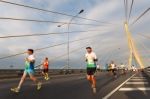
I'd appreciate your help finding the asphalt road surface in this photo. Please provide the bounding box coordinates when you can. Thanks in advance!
[0,71,149,99]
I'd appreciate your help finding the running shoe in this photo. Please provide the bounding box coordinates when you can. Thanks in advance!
[46,77,49,81]
[93,87,97,94]
[44,76,47,80]
[11,87,20,93]
[37,82,42,90]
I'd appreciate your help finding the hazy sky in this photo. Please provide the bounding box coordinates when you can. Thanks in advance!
[0,0,149,69]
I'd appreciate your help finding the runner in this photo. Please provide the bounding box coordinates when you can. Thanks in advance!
[11,49,42,93]
[85,47,98,94]
[41,57,49,80]
[110,61,117,78]
[120,63,126,75]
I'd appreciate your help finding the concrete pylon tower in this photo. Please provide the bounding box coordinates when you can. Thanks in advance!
[124,22,144,69]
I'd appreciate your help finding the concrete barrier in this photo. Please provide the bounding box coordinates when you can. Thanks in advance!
[0,69,86,79]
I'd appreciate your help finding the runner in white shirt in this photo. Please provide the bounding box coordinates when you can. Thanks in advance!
[120,63,126,75]
[11,49,42,93]
[85,47,97,94]
[110,61,117,78]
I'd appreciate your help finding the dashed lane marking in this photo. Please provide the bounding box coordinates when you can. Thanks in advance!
[119,87,150,91]
[126,82,149,84]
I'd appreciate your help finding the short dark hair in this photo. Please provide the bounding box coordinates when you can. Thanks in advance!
[86,47,92,49]
[28,49,34,53]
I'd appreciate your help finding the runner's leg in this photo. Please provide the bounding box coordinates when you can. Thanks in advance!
[41,71,45,77]
[11,71,27,92]
[87,75,92,83]
[17,71,27,89]
[29,72,42,90]
[91,75,96,93]
[91,75,96,88]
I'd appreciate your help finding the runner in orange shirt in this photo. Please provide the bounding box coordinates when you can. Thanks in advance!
[42,57,49,80]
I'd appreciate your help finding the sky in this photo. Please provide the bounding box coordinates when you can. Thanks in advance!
[0,0,149,69]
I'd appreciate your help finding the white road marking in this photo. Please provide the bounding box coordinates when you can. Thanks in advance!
[102,74,136,99]
[132,77,146,79]
[119,87,150,91]
[126,82,149,84]
[129,79,147,81]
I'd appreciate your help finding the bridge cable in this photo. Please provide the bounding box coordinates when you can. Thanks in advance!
[0,33,104,60]
[0,17,108,27]
[0,0,115,25]
[128,0,134,22]
[0,29,107,39]
[131,7,150,25]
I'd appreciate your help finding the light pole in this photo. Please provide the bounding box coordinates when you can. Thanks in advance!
[58,9,84,70]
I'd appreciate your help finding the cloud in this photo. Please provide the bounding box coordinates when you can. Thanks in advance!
[0,0,149,69]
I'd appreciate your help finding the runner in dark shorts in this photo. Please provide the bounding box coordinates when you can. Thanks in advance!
[85,47,98,94]
[42,57,49,80]
[110,61,117,78]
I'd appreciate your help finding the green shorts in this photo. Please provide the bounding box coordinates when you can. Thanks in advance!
[24,69,34,75]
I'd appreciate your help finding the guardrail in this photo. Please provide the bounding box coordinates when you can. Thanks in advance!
[0,69,86,79]
[0,69,131,79]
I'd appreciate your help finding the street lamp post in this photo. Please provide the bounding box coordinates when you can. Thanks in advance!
[58,9,84,70]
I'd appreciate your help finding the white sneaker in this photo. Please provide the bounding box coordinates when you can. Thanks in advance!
[11,87,20,93]
[46,77,49,81]
[44,76,47,80]
[93,87,97,94]
[37,82,42,90]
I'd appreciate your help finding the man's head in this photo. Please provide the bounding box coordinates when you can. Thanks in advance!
[86,47,92,53]
[45,57,48,60]
[27,49,34,55]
